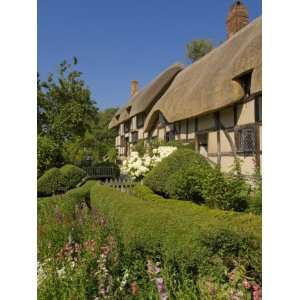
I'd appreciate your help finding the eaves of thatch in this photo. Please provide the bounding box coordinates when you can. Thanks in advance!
[108,63,184,129]
[144,16,262,132]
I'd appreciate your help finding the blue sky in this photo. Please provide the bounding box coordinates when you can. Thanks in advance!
[38,0,261,110]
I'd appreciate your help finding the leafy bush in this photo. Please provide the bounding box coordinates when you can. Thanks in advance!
[37,167,67,196]
[132,184,165,201]
[145,149,250,211]
[247,170,262,214]
[144,148,209,196]
[90,184,262,283]
[60,164,86,190]
[37,135,63,177]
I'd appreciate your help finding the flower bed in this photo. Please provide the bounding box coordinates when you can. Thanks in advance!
[90,184,262,298]
[38,181,262,299]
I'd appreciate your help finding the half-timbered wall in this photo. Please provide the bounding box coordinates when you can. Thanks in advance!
[114,95,261,175]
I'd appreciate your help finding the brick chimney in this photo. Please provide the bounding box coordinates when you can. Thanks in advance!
[226,1,249,39]
[131,80,139,96]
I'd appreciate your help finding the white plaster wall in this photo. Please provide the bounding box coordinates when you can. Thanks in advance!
[115,136,121,147]
[238,156,256,175]
[259,124,262,151]
[208,156,218,165]
[152,129,158,137]
[138,128,144,140]
[220,156,235,173]
[208,131,218,153]
[220,130,235,152]
[158,128,165,140]
[199,146,208,157]
[120,124,124,135]
[131,116,137,130]
[237,100,255,125]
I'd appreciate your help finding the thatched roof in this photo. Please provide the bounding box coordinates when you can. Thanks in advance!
[108,63,184,128]
[144,17,262,132]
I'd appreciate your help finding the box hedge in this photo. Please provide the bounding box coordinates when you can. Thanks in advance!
[60,164,86,190]
[90,184,262,282]
[144,148,210,196]
[37,167,67,197]
[144,148,249,211]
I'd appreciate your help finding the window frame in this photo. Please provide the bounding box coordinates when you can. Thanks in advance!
[136,113,145,129]
[131,131,138,144]
[235,125,256,155]
[124,120,131,133]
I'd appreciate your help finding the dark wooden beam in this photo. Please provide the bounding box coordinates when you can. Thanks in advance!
[214,112,221,166]
[255,123,261,169]
[186,119,189,141]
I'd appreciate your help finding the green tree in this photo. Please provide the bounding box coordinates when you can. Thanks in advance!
[37,135,63,177]
[37,58,98,145]
[62,108,118,165]
[186,39,213,63]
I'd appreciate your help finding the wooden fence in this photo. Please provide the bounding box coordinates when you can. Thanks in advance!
[83,166,118,179]
[104,178,135,193]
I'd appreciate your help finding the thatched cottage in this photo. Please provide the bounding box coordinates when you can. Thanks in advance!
[109,1,262,175]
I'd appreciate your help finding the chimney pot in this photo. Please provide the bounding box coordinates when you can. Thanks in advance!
[226,1,249,39]
[131,80,139,96]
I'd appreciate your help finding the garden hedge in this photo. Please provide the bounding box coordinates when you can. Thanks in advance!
[60,164,86,190]
[144,148,210,196]
[37,167,67,197]
[90,184,262,282]
[144,148,249,211]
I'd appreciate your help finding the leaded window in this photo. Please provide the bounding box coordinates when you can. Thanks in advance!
[136,113,144,128]
[235,126,256,153]
[124,120,131,133]
[131,131,138,144]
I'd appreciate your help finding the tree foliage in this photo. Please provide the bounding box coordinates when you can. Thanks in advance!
[37,135,63,177]
[37,58,98,145]
[186,39,213,63]
[37,58,118,175]
[62,108,118,165]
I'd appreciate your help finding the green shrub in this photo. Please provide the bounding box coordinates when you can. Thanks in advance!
[37,167,67,196]
[132,184,166,201]
[133,139,146,157]
[246,168,262,214]
[37,135,63,177]
[145,149,249,211]
[60,164,86,190]
[144,148,210,196]
[90,184,261,283]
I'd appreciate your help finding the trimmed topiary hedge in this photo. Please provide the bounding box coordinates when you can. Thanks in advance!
[37,167,67,197]
[144,148,210,196]
[132,184,166,201]
[60,164,86,190]
[144,148,249,211]
[90,184,262,283]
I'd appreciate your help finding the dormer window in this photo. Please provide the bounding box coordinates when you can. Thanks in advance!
[236,71,252,97]
[126,106,132,114]
[115,114,120,120]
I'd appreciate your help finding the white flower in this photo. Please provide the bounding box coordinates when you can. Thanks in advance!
[57,267,66,278]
